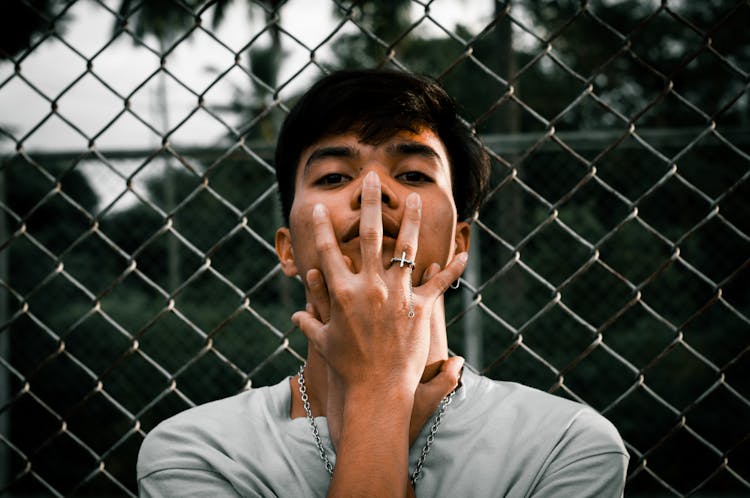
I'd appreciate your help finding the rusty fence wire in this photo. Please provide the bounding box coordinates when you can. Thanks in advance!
[0,0,748,496]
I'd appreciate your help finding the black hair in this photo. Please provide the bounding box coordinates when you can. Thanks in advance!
[274,68,490,225]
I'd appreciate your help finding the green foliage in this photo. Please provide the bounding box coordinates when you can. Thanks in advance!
[3,151,304,495]
[0,0,68,60]
[330,0,415,67]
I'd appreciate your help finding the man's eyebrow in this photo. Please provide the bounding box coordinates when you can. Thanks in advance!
[303,146,357,175]
[385,142,441,162]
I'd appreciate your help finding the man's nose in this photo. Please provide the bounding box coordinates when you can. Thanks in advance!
[351,172,399,209]
[355,190,392,206]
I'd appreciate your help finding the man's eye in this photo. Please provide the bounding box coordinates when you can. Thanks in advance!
[316,173,350,185]
[398,171,431,183]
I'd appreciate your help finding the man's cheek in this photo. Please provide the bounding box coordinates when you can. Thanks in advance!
[421,217,454,247]
[420,227,453,266]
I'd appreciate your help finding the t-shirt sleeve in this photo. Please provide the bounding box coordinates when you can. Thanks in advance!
[529,409,629,498]
[137,415,267,498]
[137,421,251,498]
[139,468,246,498]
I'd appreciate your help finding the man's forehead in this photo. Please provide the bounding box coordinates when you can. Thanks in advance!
[298,128,450,171]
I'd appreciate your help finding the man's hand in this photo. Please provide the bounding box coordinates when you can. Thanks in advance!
[292,171,466,396]
[410,356,464,444]
[291,171,467,496]
[304,263,464,450]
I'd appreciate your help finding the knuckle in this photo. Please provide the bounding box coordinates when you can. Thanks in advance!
[307,272,323,288]
[332,285,355,305]
[399,242,415,257]
[361,191,380,205]
[315,237,337,253]
[405,207,420,223]
[433,274,450,293]
[439,377,456,394]
[445,369,461,388]
[364,285,387,302]
[312,214,329,229]
[360,228,381,241]
[311,285,328,301]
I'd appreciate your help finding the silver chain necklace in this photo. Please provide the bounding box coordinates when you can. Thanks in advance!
[297,363,456,486]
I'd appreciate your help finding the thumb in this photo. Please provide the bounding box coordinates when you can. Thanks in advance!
[292,310,325,352]
[419,262,441,285]
[418,356,464,403]
[432,356,465,394]
[410,356,464,445]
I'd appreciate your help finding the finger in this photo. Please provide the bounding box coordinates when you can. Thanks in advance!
[312,203,349,280]
[417,357,464,403]
[306,268,330,323]
[438,356,465,391]
[410,356,465,444]
[292,310,326,353]
[359,171,383,272]
[391,192,421,273]
[420,252,468,298]
[305,302,319,320]
[342,255,355,273]
[419,262,441,285]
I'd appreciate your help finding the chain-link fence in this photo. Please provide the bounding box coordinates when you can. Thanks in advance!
[0,0,748,496]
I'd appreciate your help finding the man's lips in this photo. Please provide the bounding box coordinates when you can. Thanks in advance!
[342,214,401,242]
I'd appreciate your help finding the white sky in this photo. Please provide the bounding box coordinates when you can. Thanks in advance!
[0,0,495,154]
[0,0,498,214]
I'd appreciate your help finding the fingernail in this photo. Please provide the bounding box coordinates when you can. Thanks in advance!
[457,252,468,263]
[307,270,320,286]
[313,203,326,218]
[364,171,379,187]
[425,262,440,281]
[406,192,421,209]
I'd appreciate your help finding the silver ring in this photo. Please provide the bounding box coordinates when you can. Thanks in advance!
[391,251,415,270]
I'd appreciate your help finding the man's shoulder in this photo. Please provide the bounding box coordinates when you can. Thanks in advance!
[465,371,585,416]
[465,372,625,453]
[445,372,627,496]
[137,378,288,478]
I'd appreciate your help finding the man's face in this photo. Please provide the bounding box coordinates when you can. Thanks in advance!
[275,127,470,284]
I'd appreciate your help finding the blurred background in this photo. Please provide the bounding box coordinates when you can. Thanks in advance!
[0,0,748,496]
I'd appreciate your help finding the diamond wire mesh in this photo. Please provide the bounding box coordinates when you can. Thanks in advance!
[0,0,748,496]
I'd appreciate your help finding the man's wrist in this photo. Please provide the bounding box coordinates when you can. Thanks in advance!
[342,382,415,413]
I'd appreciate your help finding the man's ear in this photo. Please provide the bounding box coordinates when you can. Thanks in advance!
[275,227,298,276]
[454,221,471,255]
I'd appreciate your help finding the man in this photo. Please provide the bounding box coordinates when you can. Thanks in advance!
[137,69,629,497]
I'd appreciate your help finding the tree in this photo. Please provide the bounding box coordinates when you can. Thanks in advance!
[0,0,68,60]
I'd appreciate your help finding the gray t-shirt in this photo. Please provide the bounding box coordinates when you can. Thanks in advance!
[137,370,628,497]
